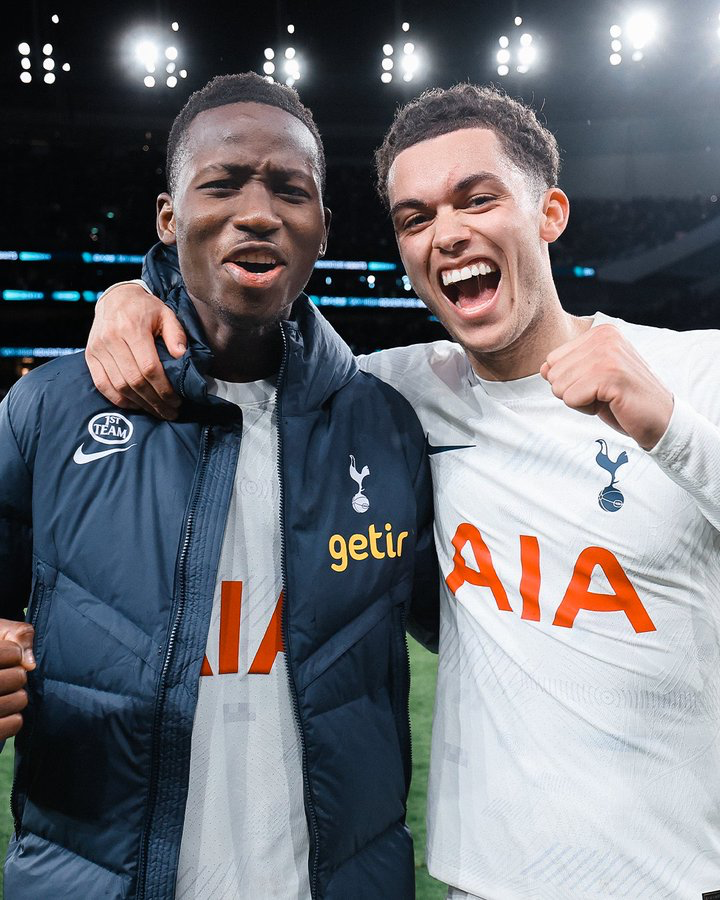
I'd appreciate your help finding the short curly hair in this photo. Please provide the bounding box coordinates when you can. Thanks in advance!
[375,83,560,207]
[166,72,326,196]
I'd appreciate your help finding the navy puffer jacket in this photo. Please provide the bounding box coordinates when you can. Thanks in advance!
[0,245,438,899]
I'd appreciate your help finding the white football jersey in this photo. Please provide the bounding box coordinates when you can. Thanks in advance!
[176,377,310,900]
[360,314,720,899]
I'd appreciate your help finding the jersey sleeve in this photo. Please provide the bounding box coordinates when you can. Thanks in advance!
[648,396,720,532]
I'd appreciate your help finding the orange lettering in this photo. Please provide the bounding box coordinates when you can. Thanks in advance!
[200,655,213,676]
[519,535,541,621]
[445,523,512,611]
[553,547,655,633]
[218,581,243,674]
[248,591,285,674]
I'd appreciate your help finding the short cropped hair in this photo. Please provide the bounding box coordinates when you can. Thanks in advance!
[166,72,326,196]
[375,83,560,207]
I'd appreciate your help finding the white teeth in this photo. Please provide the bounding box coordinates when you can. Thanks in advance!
[233,251,276,265]
[442,261,498,286]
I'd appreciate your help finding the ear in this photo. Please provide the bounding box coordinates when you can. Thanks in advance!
[156,193,177,245]
[319,207,332,257]
[539,187,569,244]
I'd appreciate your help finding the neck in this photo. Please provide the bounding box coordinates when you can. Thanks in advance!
[467,291,591,382]
[191,302,285,383]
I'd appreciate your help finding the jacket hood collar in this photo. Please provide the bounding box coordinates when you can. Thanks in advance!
[142,241,358,415]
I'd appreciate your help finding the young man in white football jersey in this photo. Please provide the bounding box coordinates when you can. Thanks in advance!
[84,84,720,898]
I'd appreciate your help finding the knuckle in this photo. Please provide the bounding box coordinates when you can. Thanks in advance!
[138,360,160,379]
[126,374,146,392]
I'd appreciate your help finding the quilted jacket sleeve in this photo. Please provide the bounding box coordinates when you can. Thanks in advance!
[0,389,33,622]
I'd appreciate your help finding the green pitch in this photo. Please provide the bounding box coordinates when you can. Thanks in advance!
[0,637,445,899]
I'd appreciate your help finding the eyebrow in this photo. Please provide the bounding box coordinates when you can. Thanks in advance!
[195,162,314,182]
[389,170,509,219]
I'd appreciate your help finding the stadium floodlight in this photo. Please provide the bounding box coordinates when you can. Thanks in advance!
[43,72,55,84]
[129,25,187,88]
[261,28,303,84]
[62,63,70,71]
[136,40,158,70]
[179,69,187,78]
[494,18,537,76]
[626,11,657,49]
[608,11,657,65]
[51,14,59,23]
[43,58,55,70]
[20,72,31,84]
[43,43,53,55]
[18,42,30,55]
[21,58,31,70]
[381,23,423,86]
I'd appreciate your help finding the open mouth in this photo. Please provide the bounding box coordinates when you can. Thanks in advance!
[237,261,277,274]
[439,260,501,311]
[223,248,285,285]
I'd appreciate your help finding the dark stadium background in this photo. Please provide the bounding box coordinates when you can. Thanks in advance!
[1,2,719,895]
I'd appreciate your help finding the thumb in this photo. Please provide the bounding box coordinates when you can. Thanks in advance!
[157,306,187,359]
[0,623,35,670]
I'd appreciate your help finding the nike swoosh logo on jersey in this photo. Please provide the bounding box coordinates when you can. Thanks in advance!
[426,442,475,455]
[73,444,137,465]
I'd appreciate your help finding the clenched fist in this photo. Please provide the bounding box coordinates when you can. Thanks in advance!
[540,323,674,450]
[0,620,35,740]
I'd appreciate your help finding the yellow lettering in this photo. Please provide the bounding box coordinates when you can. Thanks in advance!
[385,523,396,558]
[368,524,385,559]
[349,534,369,560]
[396,531,408,557]
[329,534,348,572]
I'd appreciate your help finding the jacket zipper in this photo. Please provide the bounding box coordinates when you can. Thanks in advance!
[276,323,321,899]
[10,580,48,836]
[401,608,413,799]
[136,426,212,900]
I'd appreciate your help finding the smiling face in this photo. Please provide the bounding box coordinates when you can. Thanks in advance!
[156,101,329,333]
[388,127,569,377]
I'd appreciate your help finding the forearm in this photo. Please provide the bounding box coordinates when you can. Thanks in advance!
[649,397,720,531]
